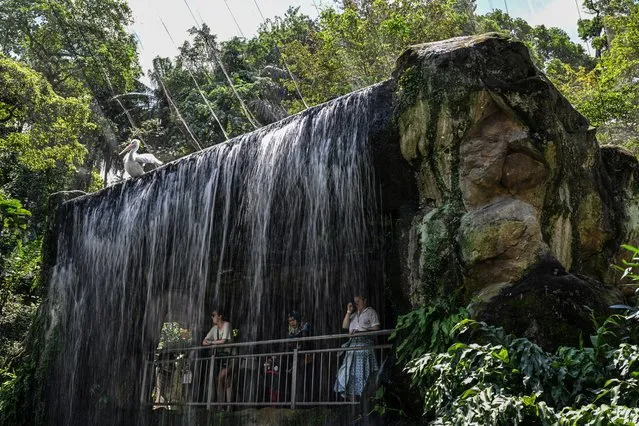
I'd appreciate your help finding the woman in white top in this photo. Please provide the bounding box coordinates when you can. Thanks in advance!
[334,294,380,398]
[342,296,381,335]
[203,310,234,405]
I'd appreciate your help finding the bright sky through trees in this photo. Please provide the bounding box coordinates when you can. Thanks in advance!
[129,0,590,80]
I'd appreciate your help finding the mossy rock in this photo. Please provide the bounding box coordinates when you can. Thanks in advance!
[472,256,622,350]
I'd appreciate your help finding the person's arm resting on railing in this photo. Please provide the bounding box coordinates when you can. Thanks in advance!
[202,322,231,345]
[202,311,233,345]
[202,327,217,345]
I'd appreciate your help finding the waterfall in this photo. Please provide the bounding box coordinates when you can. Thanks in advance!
[46,84,387,423]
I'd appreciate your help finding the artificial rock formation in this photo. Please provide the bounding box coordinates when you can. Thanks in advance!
[387,33,633,348]
[14,33,639,426]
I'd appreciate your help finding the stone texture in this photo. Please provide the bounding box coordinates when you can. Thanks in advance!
[600,145,639,284]
[388,33,626,348]
[458,197,548,294]
[473,256,621,350]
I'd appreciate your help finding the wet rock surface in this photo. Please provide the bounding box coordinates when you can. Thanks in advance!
[387,33,632,349]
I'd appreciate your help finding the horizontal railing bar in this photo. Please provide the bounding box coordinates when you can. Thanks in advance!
[291,401,360,406]
[298,344,392,354]
[153,344,394,365]
[143,401,360,407]
[152,329,394,355]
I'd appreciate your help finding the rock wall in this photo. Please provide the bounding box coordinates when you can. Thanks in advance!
[385,33,634,348]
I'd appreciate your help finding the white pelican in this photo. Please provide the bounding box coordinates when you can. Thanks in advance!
[119,139,163,177]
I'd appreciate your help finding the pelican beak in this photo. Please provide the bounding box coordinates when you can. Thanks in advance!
[119,143,133,155]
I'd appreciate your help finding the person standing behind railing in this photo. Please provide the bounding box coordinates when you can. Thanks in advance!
[287,310,312,343]
[202,309,234,408]
[286,310,313,403]
[334,295,380,400]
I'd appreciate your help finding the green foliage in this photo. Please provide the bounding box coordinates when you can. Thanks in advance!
[0,192,39,315]
[392,300,468,364]
[614,243,639,282]
[0,307,57,426]
[578,0,637,57]
[555,403,639,425]
[477,10,593,71]
[148,22,301,155]
[0,56,91,171]
[0,294,38,367]
[2,238,41,295]
[0,0,140,96]
[157,321,192,350]
[0,368,18,418]
[0,193,30,235]
[281,0,474,104]
[403,311,639,425]
[548,1,639,153]
[0,55,93,225]
[0,0,142,189]
[399,245,639,422]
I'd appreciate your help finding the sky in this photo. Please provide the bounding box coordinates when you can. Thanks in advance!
[128,0,590,79]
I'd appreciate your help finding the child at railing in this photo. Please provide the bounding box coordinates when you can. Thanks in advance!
[262,356,281,405]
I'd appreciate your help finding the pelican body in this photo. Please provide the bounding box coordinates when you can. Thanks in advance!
[119,139,163,177]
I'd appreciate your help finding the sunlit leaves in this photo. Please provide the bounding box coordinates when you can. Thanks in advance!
[0,0,140,97]
[555,404,639,425]
[0,56,91,172]
[476,10,593,71]
[0,194,30,234]
[405,315,639,424]
[546,2,639,153]
[281,0,474,104]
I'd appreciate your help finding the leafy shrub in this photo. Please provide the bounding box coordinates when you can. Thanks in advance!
[404,316,639,425]
[391,299,468,364]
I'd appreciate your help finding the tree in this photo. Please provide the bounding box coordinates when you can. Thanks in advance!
[0,55,93,222]
[0,0,139,97]
[0,0,143,188]
[279,0,476,104]
[477,10,593,71]
[0,54,94,390]
[550,1,639,152]
[145,20,309,155]
[0,193,31,314]
[578,0,638,57]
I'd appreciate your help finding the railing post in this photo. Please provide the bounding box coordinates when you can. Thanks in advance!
[290,348,298,409]
[206,352,216,411]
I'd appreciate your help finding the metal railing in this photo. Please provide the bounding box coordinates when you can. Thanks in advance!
[141,330,392,410]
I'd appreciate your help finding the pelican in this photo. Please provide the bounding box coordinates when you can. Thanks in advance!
[119,139,163,177]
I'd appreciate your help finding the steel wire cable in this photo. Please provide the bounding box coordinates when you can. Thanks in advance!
[183,0,262,129]
[159,17,229,141]
[49,0,205,153]
[252,0,310,109]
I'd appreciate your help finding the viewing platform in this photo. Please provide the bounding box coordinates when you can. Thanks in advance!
[141,330,393,411]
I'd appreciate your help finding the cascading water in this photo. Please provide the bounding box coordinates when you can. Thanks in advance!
[46,84,389,424]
